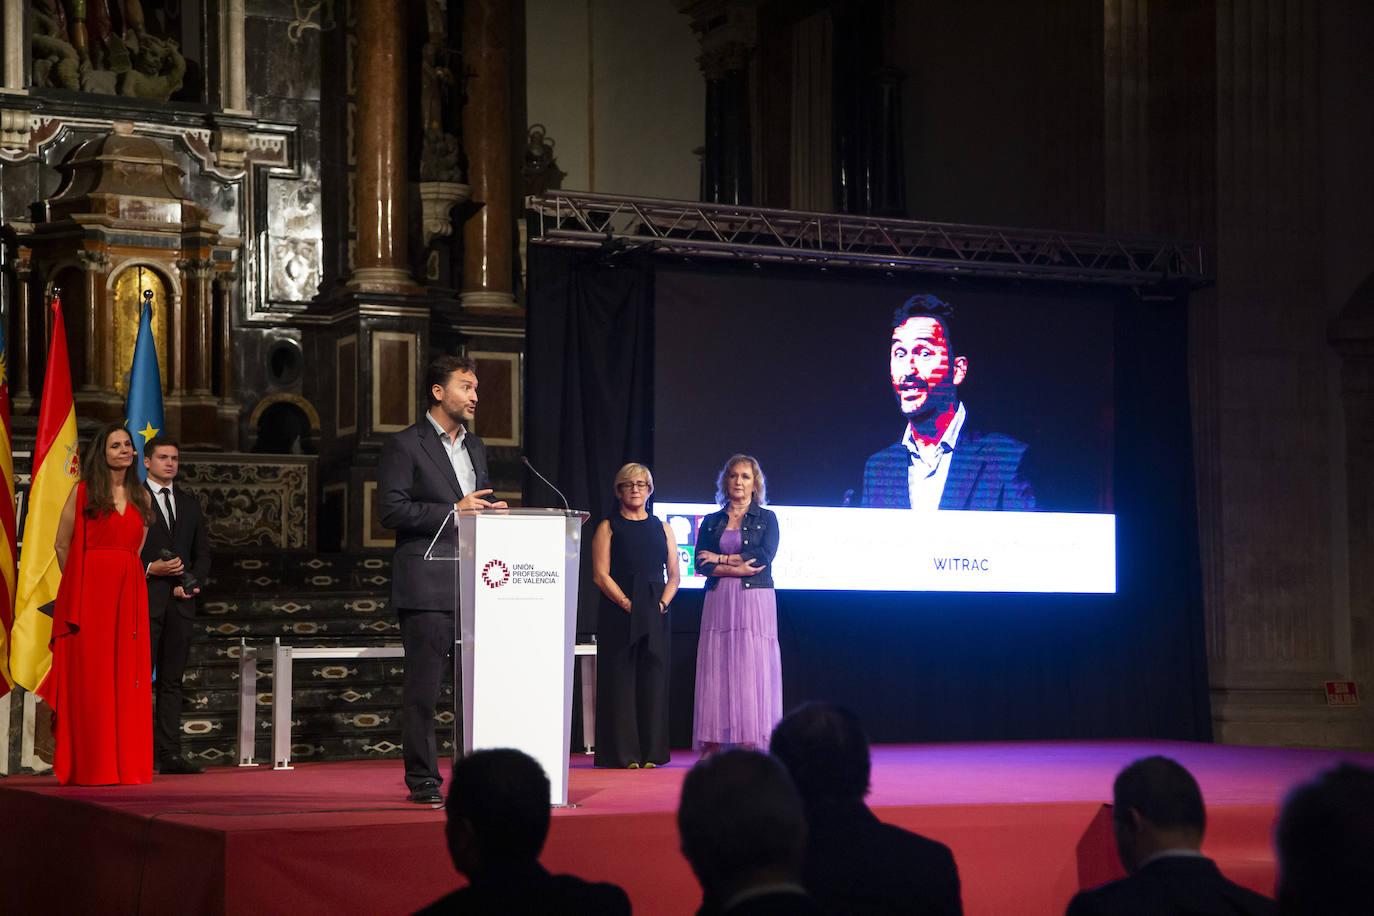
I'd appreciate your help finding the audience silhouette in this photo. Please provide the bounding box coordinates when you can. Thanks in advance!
[678,748,823,914]
[1275,762,1374,916]
[414,748,630,915]
[1065,755,1275,916]
[769,702,962,914]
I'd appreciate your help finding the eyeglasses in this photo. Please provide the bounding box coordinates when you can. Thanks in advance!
[618,481,650,491]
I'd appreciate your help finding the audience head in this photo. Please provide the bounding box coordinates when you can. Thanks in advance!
[1275,763,1374,915]
[445,749,551,876]
[678,749,807,903]
[769,701,872,804]
[1110,756,1206,874]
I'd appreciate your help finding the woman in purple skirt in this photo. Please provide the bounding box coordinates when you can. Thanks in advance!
[692,454,782,755]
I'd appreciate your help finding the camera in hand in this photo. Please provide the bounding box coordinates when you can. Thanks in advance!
[159,548,201,593]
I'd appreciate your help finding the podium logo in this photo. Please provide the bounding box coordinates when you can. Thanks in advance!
[482,559,510,588]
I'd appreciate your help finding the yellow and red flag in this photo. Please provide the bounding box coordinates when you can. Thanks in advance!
[0,313,16,697]
[10,296,80,697]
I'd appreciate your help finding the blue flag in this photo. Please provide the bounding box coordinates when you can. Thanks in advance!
[125,298,165,481]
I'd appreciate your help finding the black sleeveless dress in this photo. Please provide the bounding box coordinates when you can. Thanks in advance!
[594,512,671,768]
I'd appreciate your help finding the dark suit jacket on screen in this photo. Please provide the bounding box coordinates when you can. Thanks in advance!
[860,427,1035,511]
[802,799,963,915]
[378,418,491,611]
[1065,855,1276,916]
[140,483,212,619]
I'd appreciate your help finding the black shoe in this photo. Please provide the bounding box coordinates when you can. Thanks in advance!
[409,784,443,804]
[158,756,205,775]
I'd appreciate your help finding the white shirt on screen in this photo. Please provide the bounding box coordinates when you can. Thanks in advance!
[904,402,966,511]
[426,412,477,497]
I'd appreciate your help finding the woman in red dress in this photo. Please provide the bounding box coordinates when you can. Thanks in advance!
[49,423,155,785]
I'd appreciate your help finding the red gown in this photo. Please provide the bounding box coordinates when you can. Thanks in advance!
[48,484,152,785]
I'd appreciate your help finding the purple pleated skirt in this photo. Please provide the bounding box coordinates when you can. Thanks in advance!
[692,530,783,749]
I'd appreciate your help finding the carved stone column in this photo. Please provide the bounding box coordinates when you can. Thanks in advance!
[460,0,518,310]
[12,256,32,404]
[348,0,414,292]
[680,0,758,205]
[214,270,237,404]
[178,258,216,394]
[76,250,110,390]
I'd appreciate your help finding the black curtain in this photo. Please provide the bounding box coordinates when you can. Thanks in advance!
[525,243,656,635]
[527,243,1211,745]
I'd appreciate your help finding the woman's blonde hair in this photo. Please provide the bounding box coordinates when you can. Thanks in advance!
[715,454,767,507]
[613,462,654,498]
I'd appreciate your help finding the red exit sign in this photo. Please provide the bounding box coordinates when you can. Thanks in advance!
[1324,681,1359,706]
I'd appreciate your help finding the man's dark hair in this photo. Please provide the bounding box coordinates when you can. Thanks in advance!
[891,293,957,353]
[143,435,180,457]
[678,750,807,893]
[446,749,551,864]
[1112,756,1206,833]
[769,702,871,803]
[426,354,479,402]
[1275,763,1374,915]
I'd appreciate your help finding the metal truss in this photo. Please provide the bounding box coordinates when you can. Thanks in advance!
[526,192,1207,286]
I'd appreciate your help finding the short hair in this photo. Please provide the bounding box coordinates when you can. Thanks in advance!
[613,462,654,497]
[143,435,180,457]
[770,702,871,803]
[1276,763,1374,915]
[1111,756,1205,834]
[426,354,479,402]
[445,749,550,863]
[714,454,767,507]
[891,293,957,355]
[678,750,806,893]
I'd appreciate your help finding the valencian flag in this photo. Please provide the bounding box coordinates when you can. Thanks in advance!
[0,316,16,697]
[10,296,80,696]
[125,291,164,481]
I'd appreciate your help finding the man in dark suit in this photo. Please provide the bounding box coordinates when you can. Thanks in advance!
[379,354,506,804]
[1065,756,1276,916]
[770,702,963,915]
[861,294,1035,511]
[414,749,630,915]
[1275,763,1374,916]
[678,750,823,915]
[141,435,212,775]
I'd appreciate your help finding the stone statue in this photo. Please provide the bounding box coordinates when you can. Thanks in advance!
[31,9,83,90]
[418,0,463,183]
[522,124,566,196]
[119,33,185,100]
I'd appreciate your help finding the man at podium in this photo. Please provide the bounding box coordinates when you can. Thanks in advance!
[379,355,507,804]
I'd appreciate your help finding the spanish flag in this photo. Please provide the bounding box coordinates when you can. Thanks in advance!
[10,297,80,696]
[0,316,16,697]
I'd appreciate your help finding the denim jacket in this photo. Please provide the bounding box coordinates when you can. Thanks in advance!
[694,501,779,591]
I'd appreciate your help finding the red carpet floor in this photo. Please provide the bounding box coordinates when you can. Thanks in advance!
[3,739,1371,915]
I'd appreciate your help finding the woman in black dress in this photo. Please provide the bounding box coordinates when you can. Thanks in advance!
[591,462,681,768]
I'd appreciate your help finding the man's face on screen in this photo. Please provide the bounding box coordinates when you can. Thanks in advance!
[889,316,966,423]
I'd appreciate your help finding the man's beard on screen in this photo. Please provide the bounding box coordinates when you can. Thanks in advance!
[895,375,960,437]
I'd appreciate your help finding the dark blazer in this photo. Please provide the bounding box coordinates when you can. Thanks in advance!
[802,799,963,916]
[860,427,1035,511]
[413,863,630,915]
[378,418,491,611]
[140,482,212,620]
[1065,855,1277,916]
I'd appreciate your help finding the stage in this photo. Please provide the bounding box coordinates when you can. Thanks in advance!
[3,739,1370,915]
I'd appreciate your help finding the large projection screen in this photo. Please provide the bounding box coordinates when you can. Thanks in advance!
[651,268,1116,594]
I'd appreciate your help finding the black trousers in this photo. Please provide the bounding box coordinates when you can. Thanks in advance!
[149,606,194,763]
[594,599,670,768]
[398,608,455,791]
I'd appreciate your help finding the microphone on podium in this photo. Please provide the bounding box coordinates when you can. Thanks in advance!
[521,456,571,511]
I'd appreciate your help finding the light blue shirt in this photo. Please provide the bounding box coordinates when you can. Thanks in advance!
[904,402,966,511]
[426,411,477,497]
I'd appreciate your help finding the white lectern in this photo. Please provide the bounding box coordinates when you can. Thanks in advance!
[426,507,588,806]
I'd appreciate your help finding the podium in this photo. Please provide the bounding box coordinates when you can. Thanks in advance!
[426,507,588,806]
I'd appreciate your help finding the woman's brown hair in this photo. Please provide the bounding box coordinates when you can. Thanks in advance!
[81,423,154,523]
